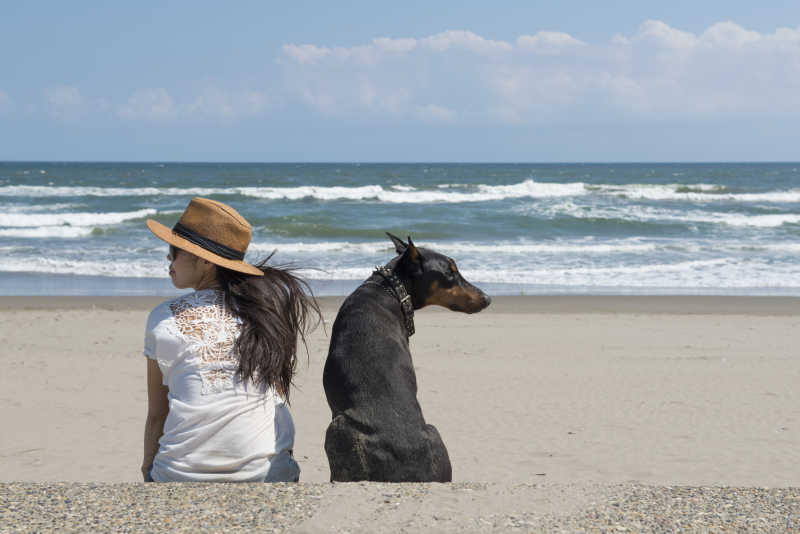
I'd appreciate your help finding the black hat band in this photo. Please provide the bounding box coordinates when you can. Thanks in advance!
[172,222,245,261]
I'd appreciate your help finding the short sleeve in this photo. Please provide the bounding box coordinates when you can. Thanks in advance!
[143,303,167,360]
[142,300,179,386]
[143,318,157,359]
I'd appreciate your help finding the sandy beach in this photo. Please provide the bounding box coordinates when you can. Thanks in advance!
[2,295,799,531]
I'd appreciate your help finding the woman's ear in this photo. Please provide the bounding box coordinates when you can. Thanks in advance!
[199,258,217,274]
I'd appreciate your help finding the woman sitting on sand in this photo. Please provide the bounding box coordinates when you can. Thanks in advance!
[141,197,319,482]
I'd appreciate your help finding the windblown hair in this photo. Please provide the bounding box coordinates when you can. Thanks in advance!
[217,252,321,402]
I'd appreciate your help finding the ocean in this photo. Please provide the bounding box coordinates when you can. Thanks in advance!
[1,161,800,297]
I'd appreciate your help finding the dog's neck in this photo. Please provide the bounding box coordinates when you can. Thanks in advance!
[368,265,415,338]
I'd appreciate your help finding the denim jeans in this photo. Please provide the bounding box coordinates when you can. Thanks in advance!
[263,450,300,482]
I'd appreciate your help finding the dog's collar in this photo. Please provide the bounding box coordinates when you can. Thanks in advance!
[367,266,415,338]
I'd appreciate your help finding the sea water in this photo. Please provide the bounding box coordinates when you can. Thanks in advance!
[1,161,799,296]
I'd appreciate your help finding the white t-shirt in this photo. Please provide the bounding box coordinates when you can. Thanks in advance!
[144,288,298,482]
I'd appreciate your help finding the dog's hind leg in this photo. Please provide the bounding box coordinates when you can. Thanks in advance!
[423,424,453,482]
[324,414,372,482]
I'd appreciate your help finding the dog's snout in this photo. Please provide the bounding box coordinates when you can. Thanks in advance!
[456,285,490,314]
[467,290,490,313]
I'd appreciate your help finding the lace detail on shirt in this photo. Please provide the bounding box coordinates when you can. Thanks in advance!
[169,290,241,395]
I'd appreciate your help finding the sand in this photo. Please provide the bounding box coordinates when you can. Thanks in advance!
[1,295,799,531]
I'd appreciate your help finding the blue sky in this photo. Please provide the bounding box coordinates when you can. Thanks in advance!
[1,1,799,162]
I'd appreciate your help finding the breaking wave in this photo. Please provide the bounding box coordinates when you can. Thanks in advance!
[4,180,798,203]
[0,209,156,228]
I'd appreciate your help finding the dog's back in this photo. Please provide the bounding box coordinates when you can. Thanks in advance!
[323,283,452,482]
[323,234,489,482]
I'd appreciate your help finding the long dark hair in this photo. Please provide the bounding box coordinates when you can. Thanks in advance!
[217,252,321,402]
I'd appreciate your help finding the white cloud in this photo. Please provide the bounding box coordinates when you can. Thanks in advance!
[279,22,800,124]
[33,86,269,122]
[279,38,422,116]
[281,42,389,66]
[282,44,332,64]
[701,21,761,47]
[633,19,698,49]
[517,32,585,55]
[31,21,800,128]
[421,30,512,55]
[186,88,270,119]
[414,104,457,123]
[43,86,86,120]
[373,37,417,54]
[0,90,10,112]
[620,21,800,116]
[118,88,176,121]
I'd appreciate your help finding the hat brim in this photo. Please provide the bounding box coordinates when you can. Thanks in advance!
[146,219,264,276]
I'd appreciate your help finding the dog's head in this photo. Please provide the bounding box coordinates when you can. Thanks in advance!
[388,232,491,313]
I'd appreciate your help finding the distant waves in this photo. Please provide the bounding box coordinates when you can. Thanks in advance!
[1,162,800,295]
[4,178,800,203]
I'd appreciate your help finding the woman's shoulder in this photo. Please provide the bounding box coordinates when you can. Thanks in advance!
[146,291,206,324]
[149,289,231,327]
[151,289,219,314]
[145,298,175,331]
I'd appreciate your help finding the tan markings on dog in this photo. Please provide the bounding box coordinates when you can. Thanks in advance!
[424,281,483,309]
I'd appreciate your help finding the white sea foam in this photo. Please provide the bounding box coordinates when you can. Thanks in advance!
[0,227,97,238]
[292,257,799,290]
[459,259,796,289]
[648,209,800,228]
[592,183,800,203]
[705,213,800,227]
[248,241,393,255]
[743,243,800,253]
[426,241,657,255]
[2,180,799,203]
[537,201,800,228]
[0,257,165,277]
[0,185,222,198]
[0,208,156,228]
[239,180,587,202]
[1,245,798,291]
[0,180,586,203]
[246,239,659,256]
[250,237,800,261]
[1,203,83,213]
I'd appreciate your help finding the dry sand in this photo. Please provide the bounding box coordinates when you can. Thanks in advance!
[1,295,799,531]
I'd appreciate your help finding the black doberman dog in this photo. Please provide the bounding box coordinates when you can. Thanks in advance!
[323,233,491,482]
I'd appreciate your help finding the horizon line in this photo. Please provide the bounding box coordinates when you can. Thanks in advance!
[2,159,800,165]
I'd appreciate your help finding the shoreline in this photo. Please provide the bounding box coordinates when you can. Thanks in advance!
[4,270,800,300]
[2,294,800,315]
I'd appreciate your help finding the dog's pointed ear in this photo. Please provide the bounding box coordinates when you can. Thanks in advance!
[387,232,407,255]
[403,236,422,265]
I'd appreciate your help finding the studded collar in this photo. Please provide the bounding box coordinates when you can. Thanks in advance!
[364,266,415,338]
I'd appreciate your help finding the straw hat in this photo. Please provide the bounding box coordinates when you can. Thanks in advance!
[146,197,263,276]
